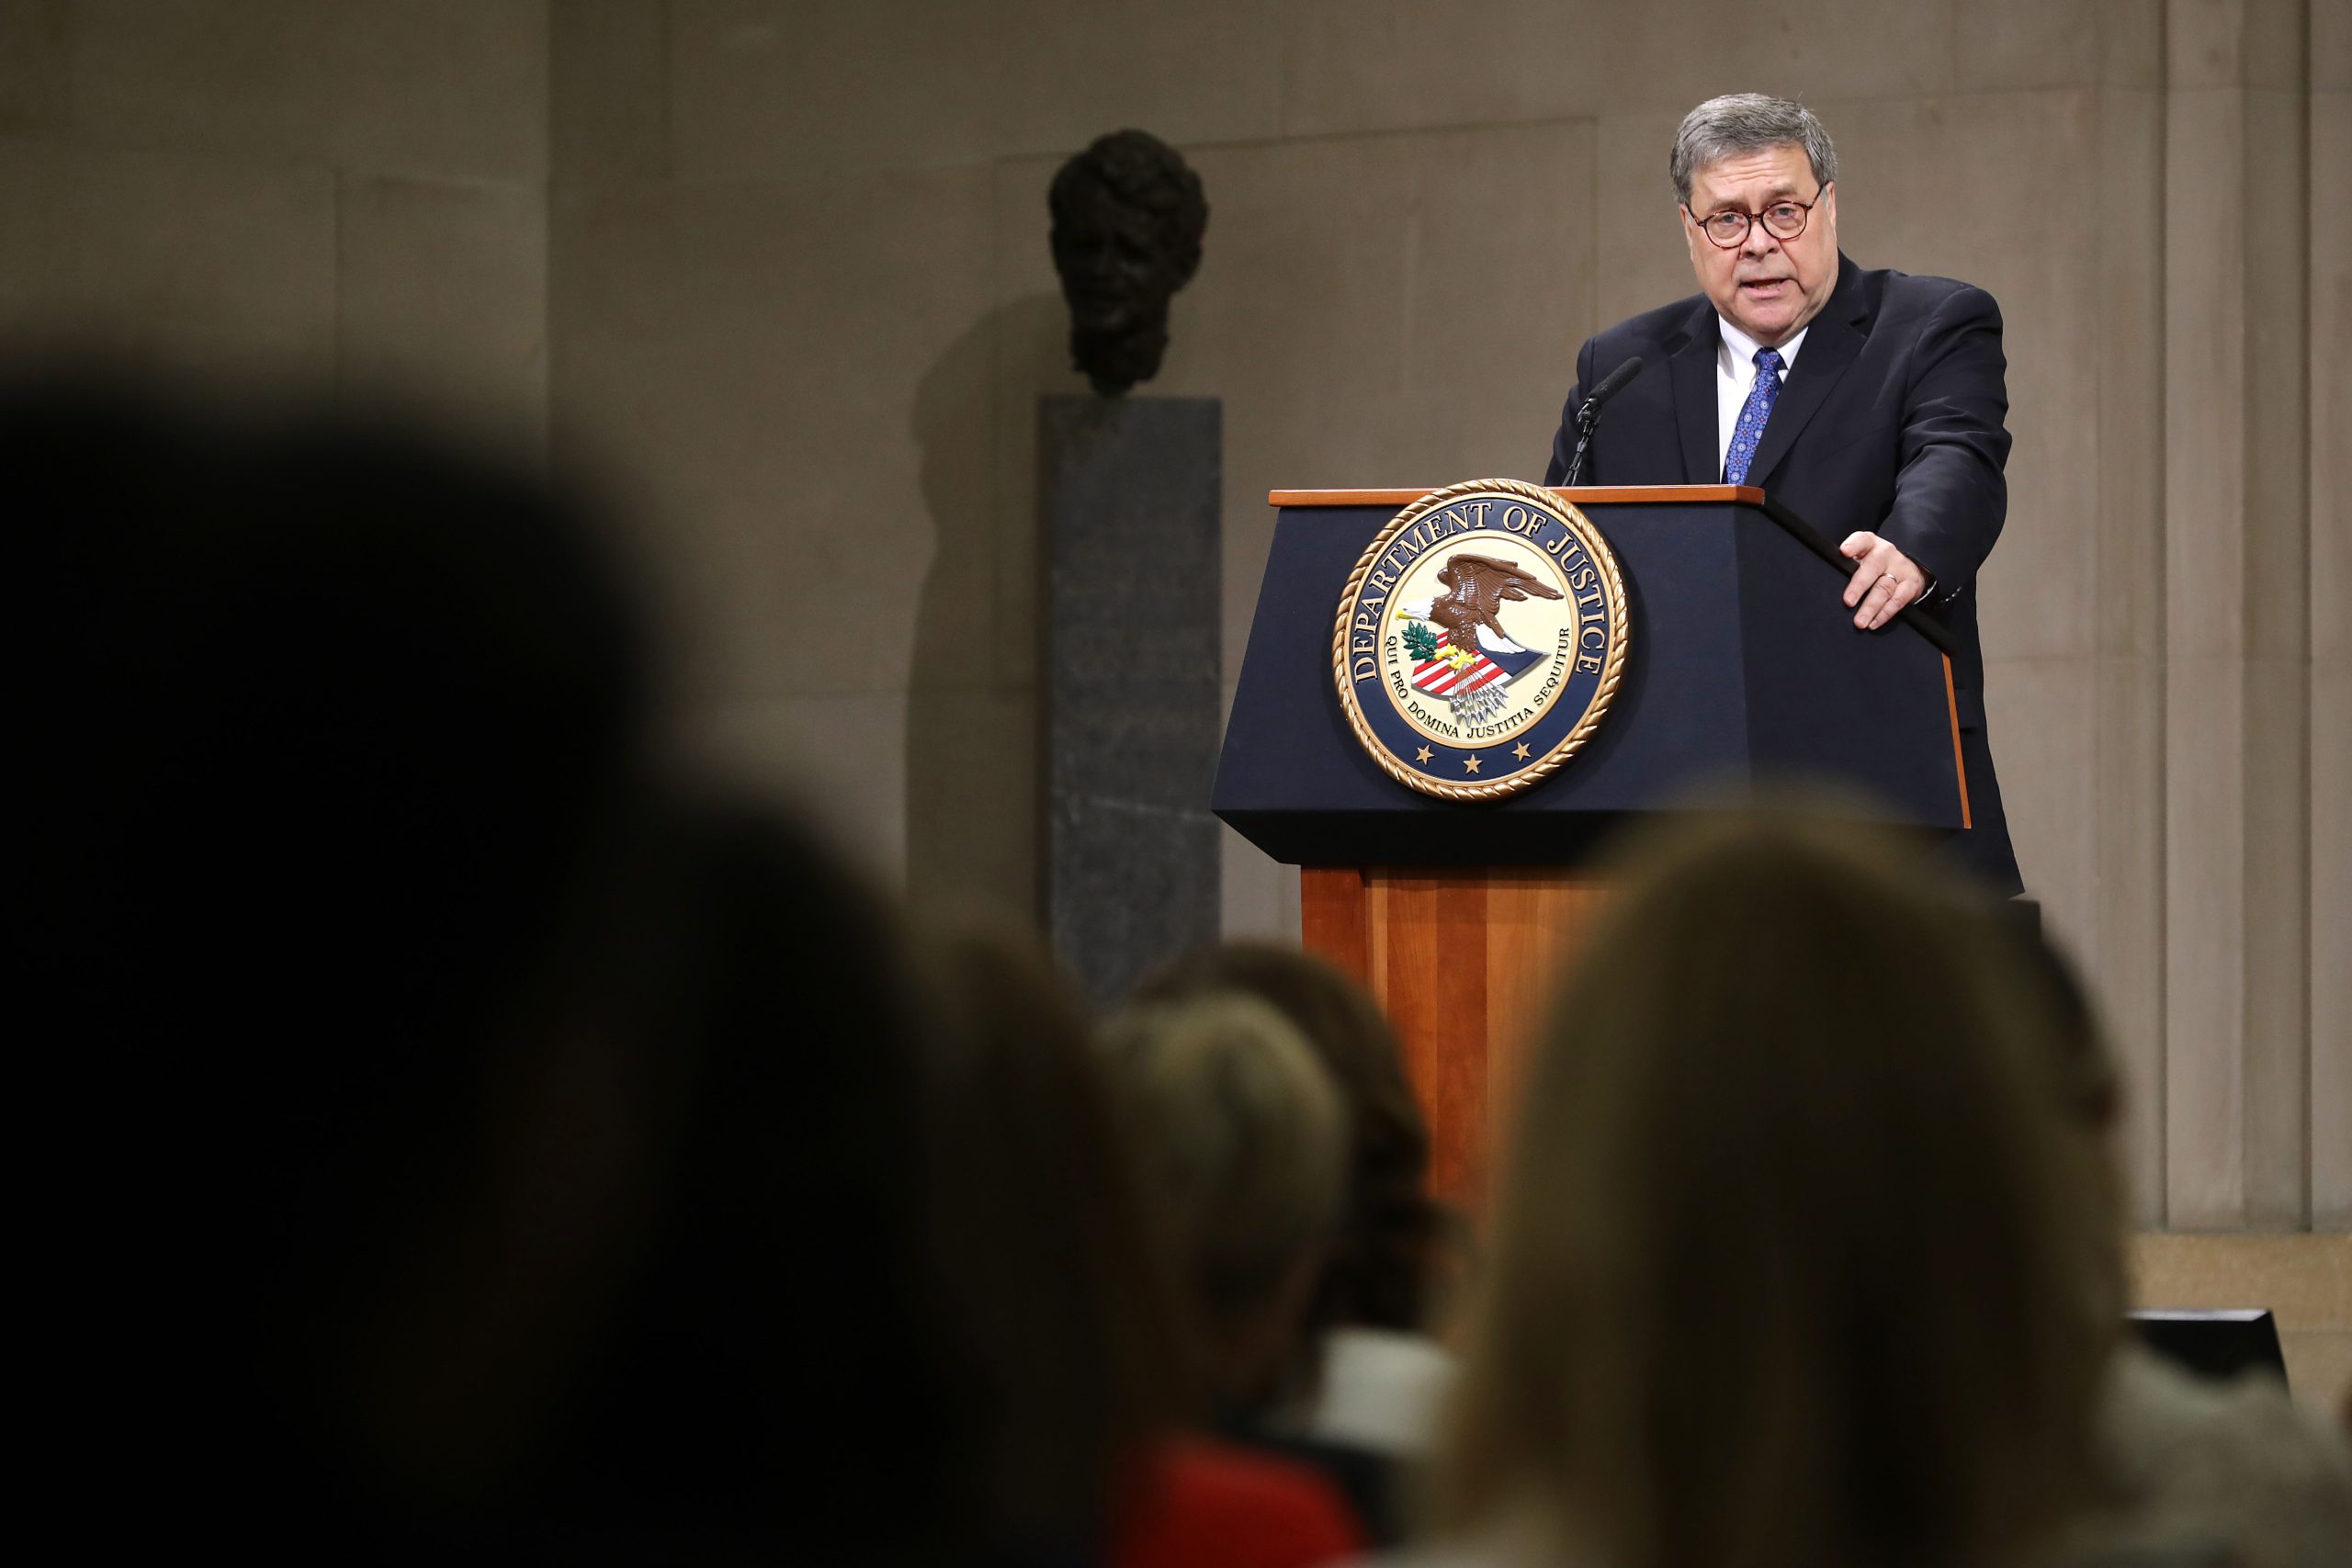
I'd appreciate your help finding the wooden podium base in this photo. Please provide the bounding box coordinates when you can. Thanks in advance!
[1300,867,1614,1211]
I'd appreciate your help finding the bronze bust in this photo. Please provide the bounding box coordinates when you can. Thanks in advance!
[1048,130,1208,397]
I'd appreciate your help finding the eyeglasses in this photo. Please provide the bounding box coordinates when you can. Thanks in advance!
[1686,186,1826,249]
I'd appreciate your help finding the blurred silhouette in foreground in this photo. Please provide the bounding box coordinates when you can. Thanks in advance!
[20,370,967,1560]
[1414,815,2122,1568]
[1136,942,1462,1541]
[2009,940,2352,1567]
[917,926,1365,1568]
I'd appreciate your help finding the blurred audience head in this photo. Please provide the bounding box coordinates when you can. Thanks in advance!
[500,797,964,1560]
[1441,814,2122,1568]
[1137,941,1446,1344]
[2010,920,2126,1136]
[23,367,657,1371]
[910,921,1193,1556]
[19,368,967,1559]
[24,366,654,1104]
[1101,991,1349,1408]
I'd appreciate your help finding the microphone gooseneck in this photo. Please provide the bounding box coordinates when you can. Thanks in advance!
[1562,355,1645,488]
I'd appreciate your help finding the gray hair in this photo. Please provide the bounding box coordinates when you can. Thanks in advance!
[1669,94,1838,205]
[1099,992,1345,1316]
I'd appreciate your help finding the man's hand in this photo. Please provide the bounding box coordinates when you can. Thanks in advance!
[1839,531,1929,630]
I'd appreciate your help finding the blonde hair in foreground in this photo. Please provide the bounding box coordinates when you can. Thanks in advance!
[1099,992,1347,1327]
[1439,817,2122,1568]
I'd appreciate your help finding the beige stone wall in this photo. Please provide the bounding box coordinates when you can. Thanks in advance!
[548,0,2341,1235]
[6,2,2338,1236]
[2312,0,2350,1235]
[0,0,549,449]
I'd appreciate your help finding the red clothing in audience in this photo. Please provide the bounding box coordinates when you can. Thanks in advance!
[1114,1437,1365,1568]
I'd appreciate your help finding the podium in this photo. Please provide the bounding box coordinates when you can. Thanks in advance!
[1213,484,1970,1206]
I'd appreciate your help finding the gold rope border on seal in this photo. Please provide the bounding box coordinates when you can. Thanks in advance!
[1328,477,1633,804]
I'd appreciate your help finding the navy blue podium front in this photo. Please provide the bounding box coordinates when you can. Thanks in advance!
[1213,484,1972,1204]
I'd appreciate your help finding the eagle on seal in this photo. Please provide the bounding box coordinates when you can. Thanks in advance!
[1430,552,1564,649]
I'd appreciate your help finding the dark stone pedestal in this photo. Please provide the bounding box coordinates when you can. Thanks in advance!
[1039,395,1222,1008]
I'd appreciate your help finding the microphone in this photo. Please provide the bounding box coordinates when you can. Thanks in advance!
[1560,355,1644,488]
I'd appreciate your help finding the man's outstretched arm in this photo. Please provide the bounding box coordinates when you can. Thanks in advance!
[1842,283,2011,630]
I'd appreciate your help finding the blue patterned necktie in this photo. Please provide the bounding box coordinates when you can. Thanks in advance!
[1723,346,1784,484]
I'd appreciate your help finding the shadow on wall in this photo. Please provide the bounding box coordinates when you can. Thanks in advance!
[906,293,1070,923]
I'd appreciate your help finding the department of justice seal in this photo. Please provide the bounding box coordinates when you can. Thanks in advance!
[1331,478,1629,801]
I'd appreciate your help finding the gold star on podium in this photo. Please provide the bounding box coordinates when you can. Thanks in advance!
[1415,746,1432,763]
[1512,741,1532,760]
[1463,754,1482,773]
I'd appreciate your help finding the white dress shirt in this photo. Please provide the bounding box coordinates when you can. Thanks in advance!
[1715,317,1808,481]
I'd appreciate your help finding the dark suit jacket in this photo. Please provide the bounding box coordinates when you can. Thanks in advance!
[1543,254,2021,895]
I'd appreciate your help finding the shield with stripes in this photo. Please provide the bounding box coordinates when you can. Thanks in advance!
[1403,621,1547,725]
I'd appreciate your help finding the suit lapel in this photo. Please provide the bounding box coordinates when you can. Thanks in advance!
[1668,299,1719,484]
[1744,254,1868,490]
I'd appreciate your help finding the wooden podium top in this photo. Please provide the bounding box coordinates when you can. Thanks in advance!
[1268,484,1766,508]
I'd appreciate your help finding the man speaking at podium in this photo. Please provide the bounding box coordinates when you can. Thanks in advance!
[1544,94,2021,896]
